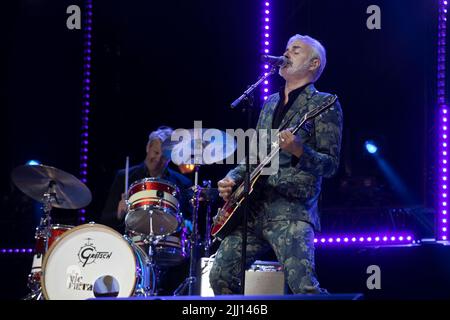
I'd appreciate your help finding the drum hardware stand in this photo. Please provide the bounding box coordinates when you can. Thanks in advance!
[23,181,58,300]
[202,180,213,257]
[23,288,43,300]
[141,209,160,296]
[173,165,202,296]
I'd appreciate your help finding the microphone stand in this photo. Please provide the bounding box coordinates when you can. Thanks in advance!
[230,66,277,295]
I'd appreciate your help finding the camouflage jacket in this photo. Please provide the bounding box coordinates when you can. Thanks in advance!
[226,83,343,231]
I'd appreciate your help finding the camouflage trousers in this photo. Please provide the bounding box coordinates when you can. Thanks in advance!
[209,215,324,295]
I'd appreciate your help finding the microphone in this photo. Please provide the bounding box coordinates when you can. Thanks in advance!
[261,55,289,67]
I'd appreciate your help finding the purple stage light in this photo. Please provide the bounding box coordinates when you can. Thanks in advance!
[78,0,93,225]
[439,0,449,241]
[261,0,271,102]
[313,234,415,246]
[0,248,34,255]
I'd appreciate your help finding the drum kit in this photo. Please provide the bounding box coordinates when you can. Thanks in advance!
[11,129,234,300]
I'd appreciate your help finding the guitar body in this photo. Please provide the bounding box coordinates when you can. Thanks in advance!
[210,197,244,241]
[210,176,260,240]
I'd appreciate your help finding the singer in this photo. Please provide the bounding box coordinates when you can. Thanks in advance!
[210,34,344,295]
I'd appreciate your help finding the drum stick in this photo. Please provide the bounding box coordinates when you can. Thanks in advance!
[194,168,198,187]
[125,156,129,200]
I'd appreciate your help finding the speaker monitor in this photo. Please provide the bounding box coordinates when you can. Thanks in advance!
[199,257,285,296]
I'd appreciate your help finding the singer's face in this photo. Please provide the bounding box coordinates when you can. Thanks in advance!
[279,39,313,80]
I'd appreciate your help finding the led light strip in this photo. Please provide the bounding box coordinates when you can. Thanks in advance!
[79,0,93,224]
[261,1,271,101]
[314,234,415,246]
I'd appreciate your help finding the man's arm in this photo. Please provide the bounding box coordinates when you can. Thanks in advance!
[100,171,126,230]
[295,99,343,178]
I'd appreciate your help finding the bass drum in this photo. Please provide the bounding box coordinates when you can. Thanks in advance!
[41,223,153,300]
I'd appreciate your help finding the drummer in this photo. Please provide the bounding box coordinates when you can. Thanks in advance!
[100,126,192,234]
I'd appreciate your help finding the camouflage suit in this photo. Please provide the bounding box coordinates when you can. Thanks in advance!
[210,84,343,294]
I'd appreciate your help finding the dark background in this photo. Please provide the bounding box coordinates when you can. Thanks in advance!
[0,0,448,299]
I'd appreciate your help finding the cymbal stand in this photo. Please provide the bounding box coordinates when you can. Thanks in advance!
[173,165,201,296]
[23,181,57,300]
[202,180,213,257]
[142,209,158,296]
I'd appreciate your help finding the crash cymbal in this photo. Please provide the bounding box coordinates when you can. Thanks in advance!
[166,128,236,165]
[11,164,92,209]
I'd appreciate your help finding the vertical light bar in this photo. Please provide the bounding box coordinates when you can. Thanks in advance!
[261,1,271,102]
[79,0,93,224]
[439,0,448,241]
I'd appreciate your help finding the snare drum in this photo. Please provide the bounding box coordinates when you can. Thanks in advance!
[41,223,153,300]
[125,178,181,236]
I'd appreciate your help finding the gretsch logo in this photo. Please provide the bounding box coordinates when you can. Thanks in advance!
[77,238,112,267]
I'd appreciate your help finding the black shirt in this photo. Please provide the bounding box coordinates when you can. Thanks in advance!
[100,162,192,233]
[272,83,310,129]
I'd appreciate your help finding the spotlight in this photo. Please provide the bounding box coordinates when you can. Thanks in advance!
[365,140,378,154]
[179,164,196,174]
[26,160,40,166]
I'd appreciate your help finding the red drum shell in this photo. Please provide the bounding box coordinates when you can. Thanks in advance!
[125,178,181,237]
[35,224,73,254]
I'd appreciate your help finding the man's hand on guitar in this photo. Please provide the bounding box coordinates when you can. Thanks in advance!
[116,193,127,220]
[218,177,235,201]
[279,129,304,158]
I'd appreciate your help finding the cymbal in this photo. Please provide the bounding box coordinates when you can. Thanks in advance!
[165,128,236,165]
[182,186,219,202]
[11,164,92,209]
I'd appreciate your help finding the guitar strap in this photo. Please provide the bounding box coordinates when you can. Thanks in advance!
[278,90,319,134]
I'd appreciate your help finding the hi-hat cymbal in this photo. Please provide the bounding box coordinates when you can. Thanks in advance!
[11,164,92,209]
[166,128,236,165]
[182,186,219,202]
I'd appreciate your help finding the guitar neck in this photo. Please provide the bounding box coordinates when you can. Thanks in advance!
[248,94,338,182]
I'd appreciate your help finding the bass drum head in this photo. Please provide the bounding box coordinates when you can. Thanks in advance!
[41,223,138,300]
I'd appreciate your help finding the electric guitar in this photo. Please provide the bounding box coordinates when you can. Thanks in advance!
[211,94,338,240]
